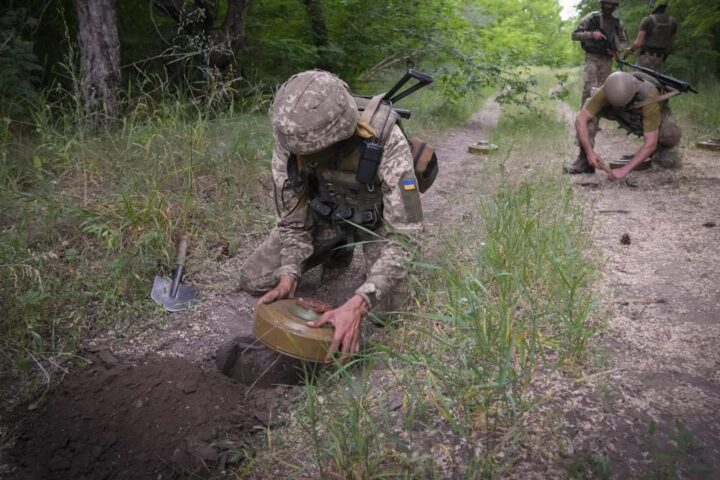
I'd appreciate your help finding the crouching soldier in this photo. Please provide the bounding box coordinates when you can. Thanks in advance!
[239,70,424,362]
[575,71,682,180]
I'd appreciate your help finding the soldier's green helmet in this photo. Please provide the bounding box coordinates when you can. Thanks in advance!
[604,72,640,108]
[271,70,358,156]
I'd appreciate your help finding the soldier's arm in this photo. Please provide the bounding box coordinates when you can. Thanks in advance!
[627,30,647,54]
[270,142,314,281]
[609,101,660,180]
[354,125,423,310]
[575,107,601,168]
[571,14,601,41]
[610,130,658,180]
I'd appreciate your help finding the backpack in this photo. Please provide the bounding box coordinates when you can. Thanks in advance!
[353,69,438,193]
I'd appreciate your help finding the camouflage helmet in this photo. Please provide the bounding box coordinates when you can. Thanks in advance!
[600,0,619,5]
[271,70,358,155]
[604,72,640,108]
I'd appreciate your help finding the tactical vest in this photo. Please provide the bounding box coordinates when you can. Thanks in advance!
[581,12,621,55]
[644,14,675,52]
[292,99,398,229]
[289,94,436,229]
[599,72,665,137]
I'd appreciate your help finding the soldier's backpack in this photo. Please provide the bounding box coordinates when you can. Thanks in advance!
[353,69,439,193]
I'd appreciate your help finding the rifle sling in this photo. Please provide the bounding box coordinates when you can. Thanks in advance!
[630,88,680,110]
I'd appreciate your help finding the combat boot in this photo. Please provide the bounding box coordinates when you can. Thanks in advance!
[563,154,595,174]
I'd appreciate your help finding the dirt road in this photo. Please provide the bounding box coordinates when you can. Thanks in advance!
[568,125,720,478]
[509,117,720,479]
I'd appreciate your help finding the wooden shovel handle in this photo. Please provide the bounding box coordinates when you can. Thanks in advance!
[176,235,189,266]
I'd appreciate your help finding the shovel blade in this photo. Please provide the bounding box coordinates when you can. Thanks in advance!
[151,275,197,312]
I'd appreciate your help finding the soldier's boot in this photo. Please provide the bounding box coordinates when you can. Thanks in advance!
[323,245,355,270]
[563,151,596,174]
[653,146,683,169]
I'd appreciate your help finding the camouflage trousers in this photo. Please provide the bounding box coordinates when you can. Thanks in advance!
[575,53,614,165]
[637,51,666,73]
[239,221,408,313]
[655,108,683,168]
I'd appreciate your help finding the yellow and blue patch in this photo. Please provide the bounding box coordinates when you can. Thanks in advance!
[402,179,417,191]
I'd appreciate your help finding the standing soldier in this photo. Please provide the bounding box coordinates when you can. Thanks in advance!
[625,3,678,73]
[565,0,628,174]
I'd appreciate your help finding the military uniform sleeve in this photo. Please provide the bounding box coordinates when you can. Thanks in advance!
[571,13,596,41]
[583,86,608,116]
[270,141,314,280]
[354,125,423,309]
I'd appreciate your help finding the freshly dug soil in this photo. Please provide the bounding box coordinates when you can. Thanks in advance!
[8,353,292,479]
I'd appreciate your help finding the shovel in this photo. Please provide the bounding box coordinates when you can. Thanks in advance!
[152,235,197,312]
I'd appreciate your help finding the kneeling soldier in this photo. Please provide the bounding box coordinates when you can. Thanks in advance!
[239,70,423,362]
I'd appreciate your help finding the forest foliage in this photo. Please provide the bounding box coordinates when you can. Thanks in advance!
[1,0,578,119]
[577,0,720,81]
[1,0,718,120]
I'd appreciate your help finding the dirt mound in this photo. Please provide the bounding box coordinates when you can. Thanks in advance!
[8,354,289,479]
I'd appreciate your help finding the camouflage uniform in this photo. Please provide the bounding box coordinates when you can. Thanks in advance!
[567,9,628,172]
[636,13,678,73]
[239,71,423,313]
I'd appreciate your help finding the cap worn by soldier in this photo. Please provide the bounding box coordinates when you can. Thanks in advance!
[604,71,640,108]
[271,70,358,156]
[600,0,619,4]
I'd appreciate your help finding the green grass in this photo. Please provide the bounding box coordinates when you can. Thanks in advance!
[671,78,720,140]
[0,66,482,399]
[0,86,275,389]
[1,64,603,477]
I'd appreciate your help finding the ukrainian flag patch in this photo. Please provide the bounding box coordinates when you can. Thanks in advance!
[403,179,417,191]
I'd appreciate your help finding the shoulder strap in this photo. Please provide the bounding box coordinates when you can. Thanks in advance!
[630,88,680,109]
[359,94,397,143]
[359,94,383,127]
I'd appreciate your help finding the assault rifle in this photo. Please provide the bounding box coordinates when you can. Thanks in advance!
[357,69,434,119]
[617,59,698,94]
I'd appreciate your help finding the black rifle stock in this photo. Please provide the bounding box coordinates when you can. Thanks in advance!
[617,59,699,94]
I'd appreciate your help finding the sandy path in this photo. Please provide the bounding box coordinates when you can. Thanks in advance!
[571,127,720,477]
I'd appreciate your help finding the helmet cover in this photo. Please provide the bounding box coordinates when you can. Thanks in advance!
[271,70,358,155]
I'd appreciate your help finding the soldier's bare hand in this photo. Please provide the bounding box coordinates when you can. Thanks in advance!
[592,31,607,41]
[307,295,369,363]
[587,151,601,169]
[257,274,297,305]
[608,166,628,181]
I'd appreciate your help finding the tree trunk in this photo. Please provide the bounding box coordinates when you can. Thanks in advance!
[207,0,247,69]
[150,0,248,71]
[301,0,329,68]
[74,0,121,124]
